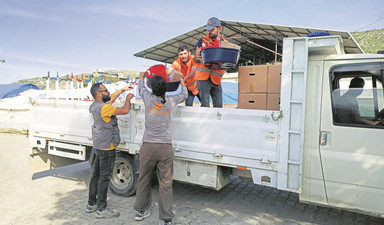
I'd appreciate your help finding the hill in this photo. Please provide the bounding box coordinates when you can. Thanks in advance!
[16,69,141,90]
[352,29,384,53]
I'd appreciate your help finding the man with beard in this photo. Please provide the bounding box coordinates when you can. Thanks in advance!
[194,17,227,107]
[168,45,201,106]
[86,83,134,219]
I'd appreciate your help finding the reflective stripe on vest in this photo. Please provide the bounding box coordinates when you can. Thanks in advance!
[195,67,223,78]
[187,80,199,95]
[188,79,197,87]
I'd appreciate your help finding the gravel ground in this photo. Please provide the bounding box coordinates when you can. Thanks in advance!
[1,133,383,225]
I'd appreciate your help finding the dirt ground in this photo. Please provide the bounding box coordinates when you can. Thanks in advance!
[1,132,383,225]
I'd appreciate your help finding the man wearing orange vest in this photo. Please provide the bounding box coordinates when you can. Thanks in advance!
[194,17,226,108]
[168,45,200,106]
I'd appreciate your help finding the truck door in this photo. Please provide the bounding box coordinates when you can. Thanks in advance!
[319,61,384,216]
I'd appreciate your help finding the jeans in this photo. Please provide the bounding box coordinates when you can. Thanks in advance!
[134,142,174,221]
[185,89,201,106]
[197,77,223,107]
[88,148,116,211]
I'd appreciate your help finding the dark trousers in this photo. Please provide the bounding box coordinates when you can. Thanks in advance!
[185,89,201,106]
[88,148,116,211]
[134,142,174,221]
[197,77,223,108]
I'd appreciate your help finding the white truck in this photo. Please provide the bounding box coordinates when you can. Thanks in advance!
[29,35,384,218]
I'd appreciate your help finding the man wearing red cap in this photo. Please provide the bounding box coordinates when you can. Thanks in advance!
[194,17,226,108]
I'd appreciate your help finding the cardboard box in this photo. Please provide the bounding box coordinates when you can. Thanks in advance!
[267,93,280,110]
[238,65,268,93]
[267,65,281,93]
[169,70,184,81]
[238,93,267,110]
[220,41,241,50]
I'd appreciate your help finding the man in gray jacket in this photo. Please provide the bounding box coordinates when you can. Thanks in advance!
[85,83,134,219]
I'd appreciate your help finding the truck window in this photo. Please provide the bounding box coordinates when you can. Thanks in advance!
[331,62,384,128]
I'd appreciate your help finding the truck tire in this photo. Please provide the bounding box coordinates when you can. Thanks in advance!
[109,152,138,197]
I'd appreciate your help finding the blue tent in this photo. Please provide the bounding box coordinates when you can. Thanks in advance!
[0,83,40,99]
[220,82,238,104]
[192,81,238,104]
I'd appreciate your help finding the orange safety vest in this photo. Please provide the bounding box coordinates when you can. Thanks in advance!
[195,35,226,85]
[172,55,199,95]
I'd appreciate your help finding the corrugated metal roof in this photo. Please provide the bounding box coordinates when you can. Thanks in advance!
[134,20,363,69]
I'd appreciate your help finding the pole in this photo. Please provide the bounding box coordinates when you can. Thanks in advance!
[246,40,282,56]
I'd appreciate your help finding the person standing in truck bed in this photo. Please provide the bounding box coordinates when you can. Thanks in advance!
[167,45,200,106]
[193,17,227,108]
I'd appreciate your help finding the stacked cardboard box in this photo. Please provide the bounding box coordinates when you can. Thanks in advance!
[238,65,281,110]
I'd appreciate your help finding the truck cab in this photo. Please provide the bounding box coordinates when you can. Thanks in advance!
[301,52,384,217]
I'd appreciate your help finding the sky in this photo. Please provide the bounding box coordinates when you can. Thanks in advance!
[1,0,383,84]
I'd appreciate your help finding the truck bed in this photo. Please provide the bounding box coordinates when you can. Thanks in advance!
[29,98,285,190]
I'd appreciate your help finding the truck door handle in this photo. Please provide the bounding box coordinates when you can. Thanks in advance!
[320,131,328,146]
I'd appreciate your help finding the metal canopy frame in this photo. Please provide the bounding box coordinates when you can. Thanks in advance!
[134,20,363,70]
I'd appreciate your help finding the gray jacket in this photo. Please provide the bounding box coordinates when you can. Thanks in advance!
[139,79,187,144]
[89,101,120,149]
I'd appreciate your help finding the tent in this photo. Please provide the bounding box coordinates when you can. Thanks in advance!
[0,83,40,99]
[134,20,363,71]
[220,82,238,104]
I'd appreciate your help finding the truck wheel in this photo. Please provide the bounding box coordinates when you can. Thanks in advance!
[109,152,138,197]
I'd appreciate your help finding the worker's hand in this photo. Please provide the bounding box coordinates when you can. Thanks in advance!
[210,64,220,70]
[126,93,135,100]
[121,85,133,91]
[139,72,145,80]
[180,77,185,87]
[373,120,380,125]
[166,67,173,75]
[194,57,202,64]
